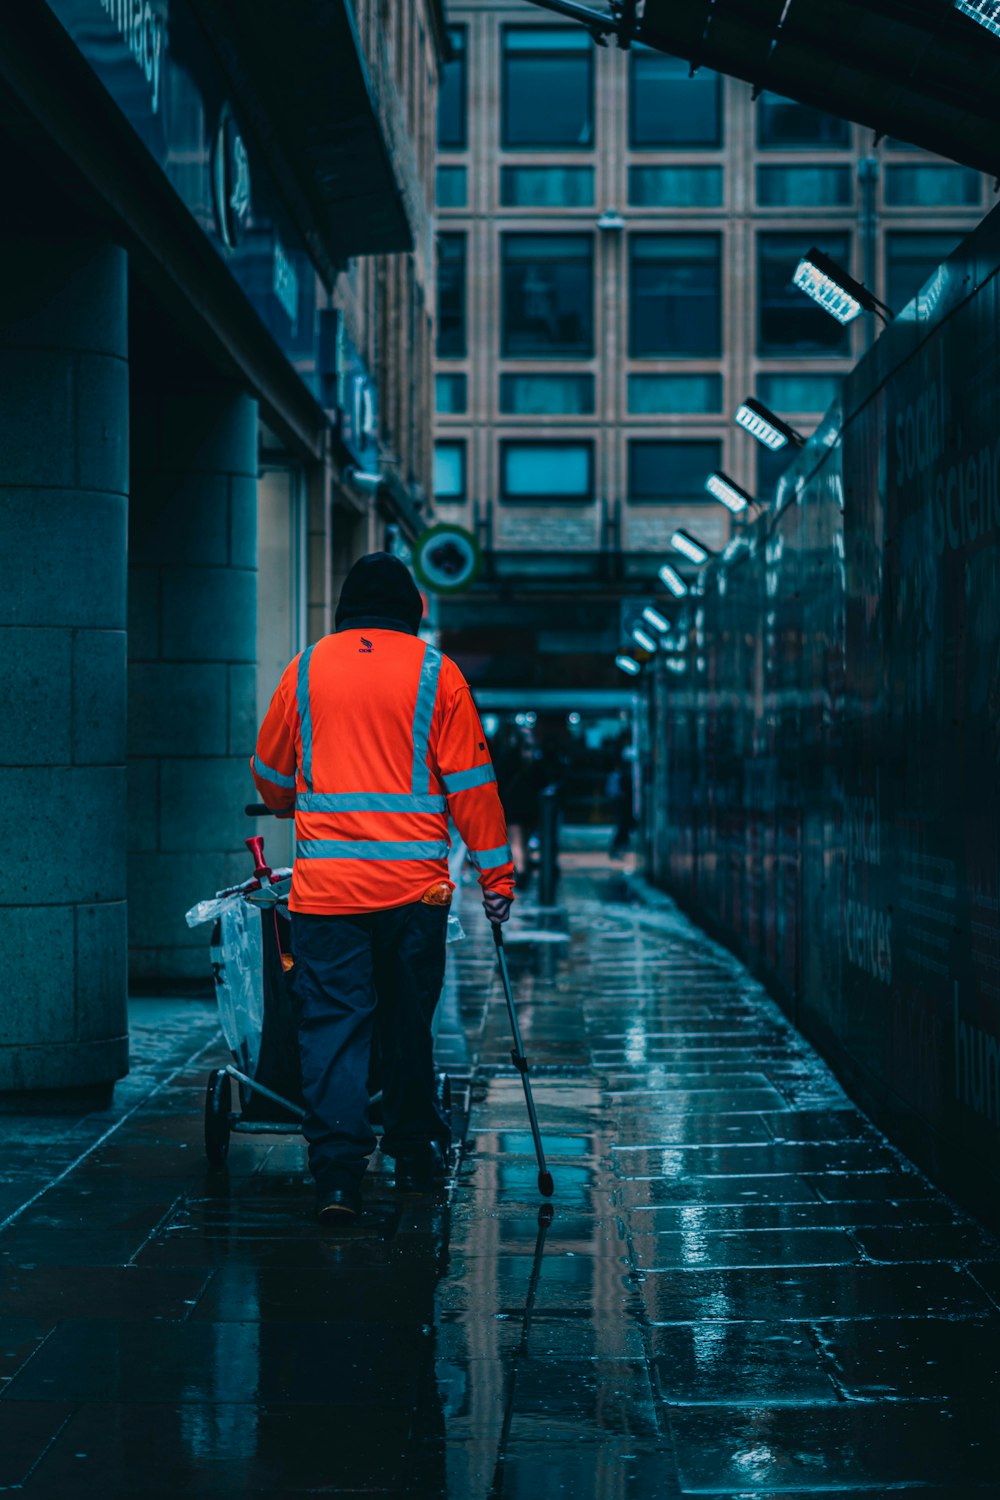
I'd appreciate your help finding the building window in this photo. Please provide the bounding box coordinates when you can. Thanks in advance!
[435,373,467,414]
[436,234,466,358]
[500,166,594,207]
[436,166,468,208]
[629,50,721,148]
[757,93,850,149]
[501,441,593,501]
[434,441,466,501]
[629,235,721,358]
[628,440,722,503]
[502,235,593,357]
[502,28,593,150]
[629,166,724,208]
[758,373,841,413]
[437,27,466,150]
[756,165,852,207]
[627,374,722,414]
[758,231,851,355]
[884,165,981,207]
[885,231,966,314]
[500,373,594,414]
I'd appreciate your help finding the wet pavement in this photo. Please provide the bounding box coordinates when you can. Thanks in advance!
[1,837,999,1496]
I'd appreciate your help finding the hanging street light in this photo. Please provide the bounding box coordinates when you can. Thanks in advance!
[670,529,712,566]
[734,397,805,452]
[642,605,670,633]
[793,246,891,325]
[705,471,758,515]
[658,563,688,598]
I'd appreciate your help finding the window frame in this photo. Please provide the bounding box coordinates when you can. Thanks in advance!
[627,438,724,505]
[436,232,467,360]
[435,372,468,415]
[626,373,724,416]
[755,163,854,209]
[437,26,468,152]
[500,439,595,503]
[627,165,725,210]
[756,92,851,151]
[433,439,467,502]
[499,371,596,416]
[756,372,842,415]
[499,164,596,208]
[628,233,722,360]
[628,49,722,150]
[883,163,982,209]
[501,232,595,360]
[501,26,595,152]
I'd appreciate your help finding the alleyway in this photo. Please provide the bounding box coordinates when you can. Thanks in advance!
[1,838,998,1496]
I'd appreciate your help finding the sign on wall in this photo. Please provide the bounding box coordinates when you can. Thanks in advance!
[414,525,481,594]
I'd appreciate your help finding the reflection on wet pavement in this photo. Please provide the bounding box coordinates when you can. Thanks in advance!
[1,853,999,1494]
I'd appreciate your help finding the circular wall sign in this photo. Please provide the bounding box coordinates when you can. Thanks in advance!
[413,524,481,594]
[212,105,252,251]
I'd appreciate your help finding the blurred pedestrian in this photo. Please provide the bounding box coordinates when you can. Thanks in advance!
[492,721,541,883]
[607,751,636,859]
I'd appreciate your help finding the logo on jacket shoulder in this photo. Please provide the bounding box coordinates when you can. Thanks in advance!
[358,637,374,654]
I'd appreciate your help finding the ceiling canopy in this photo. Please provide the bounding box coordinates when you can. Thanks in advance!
[528,0,1000,175]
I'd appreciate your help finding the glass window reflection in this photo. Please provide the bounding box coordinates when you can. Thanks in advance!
[630,236,721,358]
[500,166,594,208]
[628,439,723,503]
[501,441,593,500]
[502,235,594,358]
[437,27,467,150]
[757,93,851,149]
[630,50,722,148]
[503,29,593,150]
[437,234,467,358]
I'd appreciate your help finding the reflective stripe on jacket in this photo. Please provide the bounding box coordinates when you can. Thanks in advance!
[251,627,515,915]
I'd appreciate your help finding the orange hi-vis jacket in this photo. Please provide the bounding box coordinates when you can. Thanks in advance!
[251,627,515,915]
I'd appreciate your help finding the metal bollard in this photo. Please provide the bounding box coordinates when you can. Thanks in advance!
[538,785,559,907]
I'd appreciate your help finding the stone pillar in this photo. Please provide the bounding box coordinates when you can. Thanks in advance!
[128,377,258,985]
[0,237,129,1090]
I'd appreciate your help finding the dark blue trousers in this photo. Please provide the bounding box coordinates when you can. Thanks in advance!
[289,901,450,1192]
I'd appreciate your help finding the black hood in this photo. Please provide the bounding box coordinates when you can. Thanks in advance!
[334,552,423,635]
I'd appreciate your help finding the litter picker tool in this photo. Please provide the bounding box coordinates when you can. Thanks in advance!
[492,923,554,1198]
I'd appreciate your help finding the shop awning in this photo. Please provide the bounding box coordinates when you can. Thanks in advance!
[193,0,442,267]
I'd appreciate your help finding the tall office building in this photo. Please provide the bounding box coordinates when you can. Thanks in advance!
[432,0,990,705]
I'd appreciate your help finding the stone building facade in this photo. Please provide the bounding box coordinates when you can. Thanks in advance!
[0,1,445,1090]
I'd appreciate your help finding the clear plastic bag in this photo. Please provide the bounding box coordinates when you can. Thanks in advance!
[205,900,264,1076]
[186,885,275,1074]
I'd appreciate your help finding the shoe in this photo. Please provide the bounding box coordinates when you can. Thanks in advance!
[316,1186,362,1224]
[394,1142,448,1194]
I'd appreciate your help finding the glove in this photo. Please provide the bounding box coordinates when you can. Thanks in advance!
[482,889,513,926]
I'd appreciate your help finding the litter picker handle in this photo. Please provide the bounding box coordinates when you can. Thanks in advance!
[492,922,554,1198]
[246,803,276,817]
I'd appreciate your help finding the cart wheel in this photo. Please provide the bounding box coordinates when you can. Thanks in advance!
[436,1071,452,1130]
[204,1068,232,1170]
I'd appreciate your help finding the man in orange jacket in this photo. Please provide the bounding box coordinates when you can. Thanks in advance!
[252,553,514,1222]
